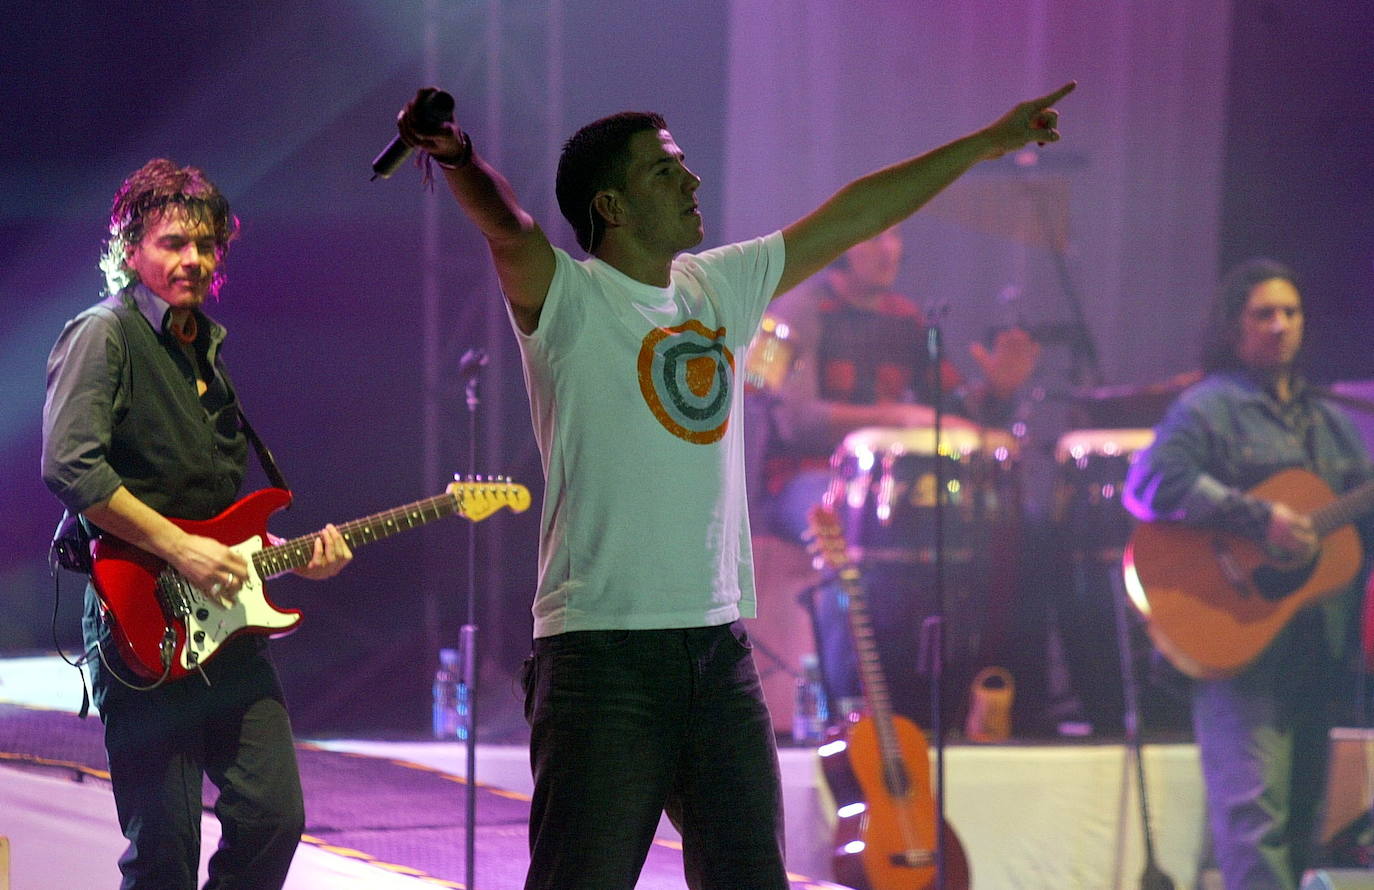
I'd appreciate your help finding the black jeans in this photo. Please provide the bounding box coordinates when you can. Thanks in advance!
[521,621,789,890]
[98,641,304,890]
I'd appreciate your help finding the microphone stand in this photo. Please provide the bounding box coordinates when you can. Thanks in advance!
[457,347,488,890]
[920,304,951,890]
[1110,565,1175,890]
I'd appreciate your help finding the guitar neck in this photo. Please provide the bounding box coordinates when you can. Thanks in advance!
[835,565,905,760]
[253,491,459,577]
[1313,477,1374,537]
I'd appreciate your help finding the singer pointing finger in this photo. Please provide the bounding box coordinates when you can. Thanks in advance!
[392,78,1074,890]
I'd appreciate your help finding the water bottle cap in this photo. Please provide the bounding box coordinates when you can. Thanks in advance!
[439,648,460,666]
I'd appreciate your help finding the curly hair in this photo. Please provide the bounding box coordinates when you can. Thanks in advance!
[99,158,239,296]
[555,111,667,253]
[1199,257,1300,372]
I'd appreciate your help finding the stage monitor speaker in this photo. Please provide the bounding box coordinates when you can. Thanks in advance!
[1324,728,1374,845]
[1301,870,1374,890]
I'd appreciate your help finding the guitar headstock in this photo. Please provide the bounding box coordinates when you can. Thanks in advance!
[448,476,532,522]
[804,504,851,574]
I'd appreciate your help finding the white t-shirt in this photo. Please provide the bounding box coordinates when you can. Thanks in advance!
[512,231,786,638]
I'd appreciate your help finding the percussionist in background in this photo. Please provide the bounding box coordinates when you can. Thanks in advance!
[746,226,1041,724]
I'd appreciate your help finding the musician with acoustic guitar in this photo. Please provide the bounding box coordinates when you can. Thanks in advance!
[41,159,354,889]
[1123,258,1374,890]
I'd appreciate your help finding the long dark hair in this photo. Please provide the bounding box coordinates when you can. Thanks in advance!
[1199,257,1300,372]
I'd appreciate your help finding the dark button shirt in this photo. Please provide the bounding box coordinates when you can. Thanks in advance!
[42,284,247,521]
[42,284,255,702]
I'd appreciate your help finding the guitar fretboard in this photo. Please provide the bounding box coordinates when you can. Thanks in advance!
[808,510,911,797]
[834,562,910,795]
[1313,477,1374,538]
[253,492,459,577]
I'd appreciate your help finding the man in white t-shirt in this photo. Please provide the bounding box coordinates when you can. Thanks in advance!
[396,82,1074,890]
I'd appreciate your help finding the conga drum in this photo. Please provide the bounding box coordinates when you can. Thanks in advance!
[826,424,1020,566]
[815,425,1021,728]
[1050,428,1188,733]
[1053,428,1156,562]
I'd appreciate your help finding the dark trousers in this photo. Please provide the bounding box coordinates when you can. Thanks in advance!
[97,642,304,890]
[521,621,789,890]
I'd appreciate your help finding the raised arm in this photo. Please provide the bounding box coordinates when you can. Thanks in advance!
[775,82,1075,298]
[397,88,555,334]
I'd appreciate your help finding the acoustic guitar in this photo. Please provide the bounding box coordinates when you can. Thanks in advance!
[806,504,970,890]
[90,478,530,683]
[1122,466,1373,679]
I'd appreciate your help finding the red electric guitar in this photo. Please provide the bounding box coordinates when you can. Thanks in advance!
[89,478,530,683]
[805,504,970,890]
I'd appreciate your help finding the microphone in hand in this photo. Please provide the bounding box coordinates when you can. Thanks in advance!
[371,88,456,181]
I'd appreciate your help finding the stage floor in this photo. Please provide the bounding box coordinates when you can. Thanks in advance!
[0,654,1212,889]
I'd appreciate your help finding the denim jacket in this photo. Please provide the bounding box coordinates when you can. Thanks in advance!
[1124,369,1374,663]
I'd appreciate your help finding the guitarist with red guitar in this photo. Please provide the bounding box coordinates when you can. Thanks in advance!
[1122,258,1374,890]
[41,159,365,890]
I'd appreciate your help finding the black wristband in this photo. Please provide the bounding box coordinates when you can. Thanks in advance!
[432,130,473,170]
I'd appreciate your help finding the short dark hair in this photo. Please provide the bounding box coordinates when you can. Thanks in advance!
[1200,257,1300,372]
[555,111,667,253]
[100,158,239,296]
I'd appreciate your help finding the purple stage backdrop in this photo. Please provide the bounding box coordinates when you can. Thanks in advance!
[1,0,1370,735]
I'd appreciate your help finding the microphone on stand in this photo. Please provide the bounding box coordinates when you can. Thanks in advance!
[370,89,455,180]
[455,342,490,890]
[459,347,489,413]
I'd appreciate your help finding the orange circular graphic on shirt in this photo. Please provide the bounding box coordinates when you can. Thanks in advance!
[637,320,735,444]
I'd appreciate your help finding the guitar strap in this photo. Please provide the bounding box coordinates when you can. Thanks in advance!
[237,409,291,496]
[96,297,295,496]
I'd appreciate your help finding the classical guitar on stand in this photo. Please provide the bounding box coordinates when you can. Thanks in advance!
[1123,466,1374,680]
[89,478,531,684]
[805,504,970,890]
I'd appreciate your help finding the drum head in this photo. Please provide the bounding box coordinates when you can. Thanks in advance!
[839,424,1017,460]
[1054,428,1154,464]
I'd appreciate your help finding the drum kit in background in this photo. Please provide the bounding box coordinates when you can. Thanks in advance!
[744,317,1197,740]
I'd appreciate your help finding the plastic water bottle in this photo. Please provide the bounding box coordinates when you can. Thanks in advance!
[792,653,828,745]
[432,648,462,740]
